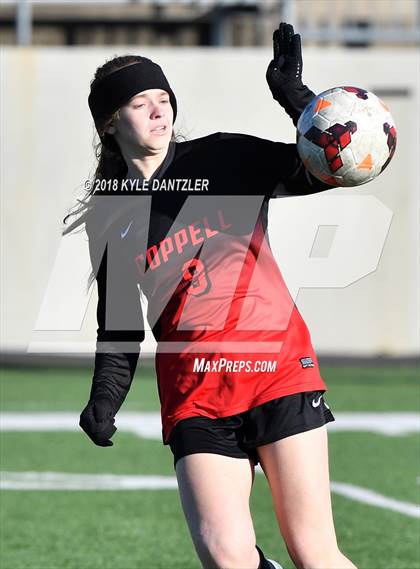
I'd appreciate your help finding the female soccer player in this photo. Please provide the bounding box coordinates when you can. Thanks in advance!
[70,23,358,569]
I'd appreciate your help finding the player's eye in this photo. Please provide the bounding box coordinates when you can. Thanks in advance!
[133,104,145,108]
[160,99,169,104]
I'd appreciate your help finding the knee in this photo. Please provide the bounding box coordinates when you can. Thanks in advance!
[291,547,357,569]
[197,527,259,569]
[288,544,357,569]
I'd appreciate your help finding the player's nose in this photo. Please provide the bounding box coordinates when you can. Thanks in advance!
[150,102,165,119]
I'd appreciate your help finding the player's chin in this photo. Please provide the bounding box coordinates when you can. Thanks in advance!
[146,132,172,150]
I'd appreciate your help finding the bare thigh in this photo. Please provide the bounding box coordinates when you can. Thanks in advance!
[257,426,357,569]
[175,453,260,569]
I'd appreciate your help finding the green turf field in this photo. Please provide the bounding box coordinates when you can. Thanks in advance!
[0,365,419,569]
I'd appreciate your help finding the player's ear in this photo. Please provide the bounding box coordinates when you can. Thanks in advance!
[105,124,116,135]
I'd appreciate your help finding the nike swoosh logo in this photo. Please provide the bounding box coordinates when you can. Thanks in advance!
[121,220,133,239]
[312,396,322,408]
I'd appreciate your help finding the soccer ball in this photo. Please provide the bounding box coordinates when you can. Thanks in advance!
[296,86,397,187]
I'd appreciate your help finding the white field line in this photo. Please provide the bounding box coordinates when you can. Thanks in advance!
[1,412,419,438]
[0,412,162,439]
[1,471,419,520]
[0,471,178,491]
[330,481,420,519]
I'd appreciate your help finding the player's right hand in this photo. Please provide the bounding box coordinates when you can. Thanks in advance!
[79,399,117,447]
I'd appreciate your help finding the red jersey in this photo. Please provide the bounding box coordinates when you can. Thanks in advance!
[87,133,331,444]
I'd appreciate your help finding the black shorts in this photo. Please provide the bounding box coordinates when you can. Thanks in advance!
[168,390,335,468]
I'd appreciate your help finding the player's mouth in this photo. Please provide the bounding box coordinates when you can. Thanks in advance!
[150,125,168,135]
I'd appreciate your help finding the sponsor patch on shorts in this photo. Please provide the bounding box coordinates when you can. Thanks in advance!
[300,356,315,368]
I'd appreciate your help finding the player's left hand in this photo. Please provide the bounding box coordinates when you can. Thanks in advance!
[265,22,315,126]
[266,22,303,93]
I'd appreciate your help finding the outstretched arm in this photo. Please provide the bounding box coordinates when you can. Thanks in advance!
[266,22,316,127]
[214,132,335,197]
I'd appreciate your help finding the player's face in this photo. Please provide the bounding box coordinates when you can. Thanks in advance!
[112,89,173,153]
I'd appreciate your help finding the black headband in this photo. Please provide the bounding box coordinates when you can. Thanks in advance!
[88,58,177,128]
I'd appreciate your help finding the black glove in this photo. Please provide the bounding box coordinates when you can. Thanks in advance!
[79,398,117,447]
[79,350,140,447]
[266,22,303,86]
[266,22,316,126]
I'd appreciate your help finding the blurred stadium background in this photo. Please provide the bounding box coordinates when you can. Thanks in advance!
[0,1,419,568]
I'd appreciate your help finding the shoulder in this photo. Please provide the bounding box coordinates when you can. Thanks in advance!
[174,131,278,161]
[176,131,274,147]
[174,132,221,157]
